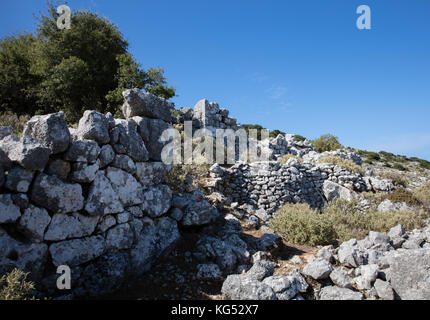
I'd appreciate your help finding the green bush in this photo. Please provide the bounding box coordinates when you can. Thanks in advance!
[294,135,307,142]
[311,134,343,153]
[319,155,364,174]
[270,200,430,246]
[0,269,35,300]
[270,203,336,246]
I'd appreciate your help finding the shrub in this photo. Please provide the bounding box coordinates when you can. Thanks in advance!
[311,134,343,153]
[278,154,302,164]
[294,134,307,142]
[414,183,430,207]
[270,203,336,246]
[376,171,408,188]
[271,200,430,246]
[0,269,35,300]
[0,111,30,136]
[319,155,364,174]
[166,164,211,193]
[386,189,422,207]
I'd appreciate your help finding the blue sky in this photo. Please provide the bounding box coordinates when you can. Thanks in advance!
[1,0,430,160]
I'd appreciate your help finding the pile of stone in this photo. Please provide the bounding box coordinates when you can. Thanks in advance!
[0,89,219,298]
[209,157,393,216]
[221,221,430,300]
[267,134,315,160]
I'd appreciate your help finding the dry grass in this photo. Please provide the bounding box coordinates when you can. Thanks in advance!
[166,164,211,193]
[0,111,30,136]
[0,269,35,300]
[376,170,408,188]
[278,154,302,164]
[414,183,430,208]
[319,155,364,174]
[270,199,430,246]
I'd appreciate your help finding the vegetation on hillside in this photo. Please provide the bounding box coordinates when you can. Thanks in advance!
[319,155,364,174]
[311,134,343,153]
[240,124,285,140]
[270,199,430,246]
[0,2,175,123]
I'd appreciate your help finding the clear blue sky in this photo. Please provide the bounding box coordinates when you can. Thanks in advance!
[1,0,430,160]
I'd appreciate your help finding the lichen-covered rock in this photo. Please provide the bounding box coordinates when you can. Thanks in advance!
[113,119,149,162]
[85,171,123,215]
[141,184,172,218]
[263,276,298,300]
[246,261,275,281]
[129,217,180,274]
[31,173,84,214]
[71,161,99,183]
[65,140,100,163]
[196,263,223,280]
[302,258,334,280]
[49,235,106,267]
[0,135,50,171]
[0,126,13,140]
[133,116,173,161]
[11,193,29,210]
[221,274,276,300]
[18,205,51,242]
[98,144,115,168]
[389,249,430,300]
[122,88,173,122]
[5,167,34,192]
[106,167,144,207]
[0,227,48,280]
[44,213,99,241]
[106,223,134,250]
[23,112,70,154]
[319,286,364,300]
[135,162,170,186]
[46,159,71,180]
[181,191,219,226]
[112,154,136,174]
[0,194,21,224]
[77,110,110,144]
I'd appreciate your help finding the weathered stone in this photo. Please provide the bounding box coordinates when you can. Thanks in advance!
[374,279,395,300]
[5,167,34,192]
[388,224,406,239]
[338,239,365,268]
[31,173,84,214]
[106,167,144,207]
[0,135,50,171]
[390,249,430,300]
[106,223,134,250]
[323,180,357,202]
[221,274,276,300]
[46,159,71,180]
[23,112,70,154]
[44,213,99,241]
[0,194,21,224]
[289,269,309,293]
[0,126,13,140]
[71,161,99,183]
[196,263,222,280]
[135,161,170,186]
[65,140,100,163]
[0,227,48,280]
[85,171,123,215]
[130,217,180,273]
[302,258,334,280]
[114,119,149,162]
[354,264,379,290]
[112,154,136,174]
[11,193,29,210]
[77,110,110,144]
[49,235,106,267]
[18,205,51,242]
[133,116,173,161]
[319,286,364,300]
[246,261,275,281]
[181,191,219,226]
[141,184,172,218]
[96,215,117,233]
[98,144,115,168]
[330,268,352,289]
[122,88,173,122]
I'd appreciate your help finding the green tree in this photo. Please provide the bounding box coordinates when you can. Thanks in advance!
[311,134,343,153]
[0,2,175,123]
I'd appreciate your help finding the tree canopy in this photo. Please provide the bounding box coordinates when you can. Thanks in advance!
[0,3,175,123]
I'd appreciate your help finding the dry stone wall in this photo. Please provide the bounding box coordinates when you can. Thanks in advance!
[0,89,220,298]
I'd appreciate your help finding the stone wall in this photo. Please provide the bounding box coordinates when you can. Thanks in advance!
[0,89,219,298]
[209,157,393,218]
